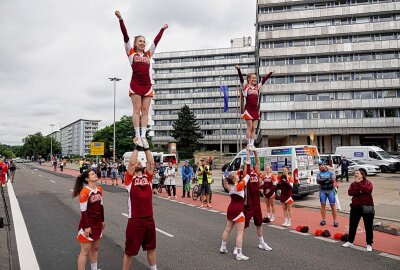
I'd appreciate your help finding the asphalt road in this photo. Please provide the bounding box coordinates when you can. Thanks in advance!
[9,165,400,270]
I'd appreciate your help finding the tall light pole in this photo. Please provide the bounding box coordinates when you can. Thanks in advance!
[50,123,55,160]
[109,77,121,163]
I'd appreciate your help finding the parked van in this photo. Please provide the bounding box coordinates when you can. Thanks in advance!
[319,154,343,179]
[335,146,400,173]
[224,145,320,197]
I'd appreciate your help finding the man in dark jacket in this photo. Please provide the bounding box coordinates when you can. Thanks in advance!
[339,156,350,182]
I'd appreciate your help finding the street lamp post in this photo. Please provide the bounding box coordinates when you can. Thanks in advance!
[50,123,55,160]
[109,77,121,163]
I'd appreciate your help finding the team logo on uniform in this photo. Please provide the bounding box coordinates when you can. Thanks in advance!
[134,176,150,186]
[89,193,102,204]
[134,54,150,64]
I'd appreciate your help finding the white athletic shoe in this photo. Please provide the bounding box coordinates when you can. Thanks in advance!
[219,247,228,254]
[133,136,144,148]
[233,248,238,256]
[141,137,149,149]
[366,245,373,252]
[270,216,275,222]
[286,221,291,227]
[342,242,354,248]
[236,253,249,261]
[258,242,272,251]
[282,221,288,227]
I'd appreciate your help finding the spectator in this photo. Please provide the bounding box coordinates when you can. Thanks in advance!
[9,161,16,183]
[118,160,127,185]
[79,159,84,174]
[339,156,350,182]
[208,156,213,170]
[53,158,58,172]
[197,158,212,208]
[158,163,165,193]
[110,162,118,186]
[181,160,193,198]
[317,162,338,227]
[82,160,89,173]
[152,168,160,195]
[164,162,176,199]
[0,159,9,188]
[100,161,108,184]
[342,169,374,252]
[192,162,199,183]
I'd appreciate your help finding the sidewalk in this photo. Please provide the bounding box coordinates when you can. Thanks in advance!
[37,163,400,256]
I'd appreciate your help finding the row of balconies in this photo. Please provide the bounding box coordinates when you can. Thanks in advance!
[259,59,400,75]
[152,135,246,144]
[152,57,255,70]
[260,97,400,112]
[153,80,246,90]
[153,90,242,101]
[258,40,400,58]
[152,124,246,131]
[153,46,255,60]
[258,2,400,23]
[258,78,400,94]
[258,21,400,40]
[152,68,254,80]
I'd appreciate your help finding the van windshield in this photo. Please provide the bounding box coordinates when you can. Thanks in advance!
[377,151,391,159]
[154,156,161,163]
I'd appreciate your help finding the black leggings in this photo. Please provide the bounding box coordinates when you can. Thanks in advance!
[166,185,176,196]
[348,206,374,245]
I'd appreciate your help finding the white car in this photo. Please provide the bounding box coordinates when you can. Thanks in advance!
[349,160,381,176]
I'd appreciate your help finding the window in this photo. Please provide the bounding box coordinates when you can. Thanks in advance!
[382,90,397,98]
[296,112,308,119]
[337,92,352,99]
[361,91,374,99]
[294,94,307,101]
[369,151,381,160]
[385,109,398,117]
[295,76,307,83]
[318,56,330,63]
[363,109,374,118]
[319,111,332,119]
[338,110,352,119]
[318,93,333,100]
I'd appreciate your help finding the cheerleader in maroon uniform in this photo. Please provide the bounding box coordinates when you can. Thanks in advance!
[261,165,277,222]
[235,65,274,151]
[115,10,168,149]
[220,149,251,261]
[279,167,294,227]
[73,170,104,270]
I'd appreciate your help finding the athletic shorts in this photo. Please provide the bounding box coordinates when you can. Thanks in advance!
[200,181,211,195]
[125,217,156,256]
[241,109,259,120]
[244,205,263,228]
[129,87,154,97]
[320,190,336,204]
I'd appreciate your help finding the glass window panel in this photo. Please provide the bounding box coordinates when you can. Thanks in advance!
[274,41,285,48]
[320,111,332,119]
[293,40,306,47]
[295,76,307,83]
[316,38,329,45]
[318,74,330,82]
[294,94,307,101]
[318,93,332,100]
[294,58,307,65]
[274,77,286,84]
[382,52,396,60]
[318,56,330,63]
[382,90,397,98]
[296,112,308,119]
[380,33,395,41]
[275,112,289,120]
[274,59,286,65]
[382,71,398,79]
[385,109,398,117]
[360,72,374,80]
[363,110,374,118]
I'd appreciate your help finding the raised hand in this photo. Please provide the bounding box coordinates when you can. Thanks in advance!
[162,24,169,30]
[235,65,240,70]
[115,10,122,19]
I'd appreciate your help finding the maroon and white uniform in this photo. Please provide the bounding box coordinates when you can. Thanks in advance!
[118,19,165,97]
[227,173,250,223]
[124,170,156,256]
[261,174,277,199]
[77,186,104,242]
[244,170,263,228]
[279,176,294,205]
[237,69,273,120]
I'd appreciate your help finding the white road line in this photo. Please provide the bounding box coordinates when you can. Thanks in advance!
[7,182,40,270]
[268,225,287,230]
[220,212,227,216]
[379,253,400,261]
[290,230,310,236]
[351,245,367,252]
[49,180,56,183]
[208,210,220,213]
[314,236,339,243]
[187,204,196,207]
[121,213,129,218]
[38,175,43,177]
[156,228,174,238]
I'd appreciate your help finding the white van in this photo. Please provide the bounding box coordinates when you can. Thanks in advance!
[224,145,320,197]
[123,152,176,168]
[335,146,400,173]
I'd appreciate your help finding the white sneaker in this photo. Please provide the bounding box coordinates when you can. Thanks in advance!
[133,136,144,147]
[366,245,373,252]
[286,221,291,227]
[236,253,249,261]
[219,247,228,254]
[342,242,354,248]
[270,216,275,222]
[168,196,171,199]
[258,242,272,251]
[233,248,238,256]
[282,221,288,227]
[141,137,149,149]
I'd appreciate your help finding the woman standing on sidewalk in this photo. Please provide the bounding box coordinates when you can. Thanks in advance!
[342,169,374,252]
[261,165,277,222]
[73,170,105,270]
[164,162,176,199]
[279,167,294,227]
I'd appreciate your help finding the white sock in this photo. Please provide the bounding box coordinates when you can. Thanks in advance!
[258,236,264,244]
[267,213,271,218]
[90,262,97,270]
[221,240,227,248]
[272,213,275,219]
[250,139,254,145]
[141,127,147,138]
[135,127,140,137]
[237,248,242,255]
[285,218,288,223]
[246,138,251,145]
[149,265,157,270]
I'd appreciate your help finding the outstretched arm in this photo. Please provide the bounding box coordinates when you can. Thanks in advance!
[260,71,274,86]
[148,24,168,57]
[127,149,139,174]
[115,11,129,43]
[145,149,154,176]
[254,150,261,176]
[235,65,244,85]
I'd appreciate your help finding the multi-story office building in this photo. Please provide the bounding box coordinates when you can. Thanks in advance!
[60,119,100,156]
[152,37,255,152]
[257,0,400,153]
[47,131,61,144]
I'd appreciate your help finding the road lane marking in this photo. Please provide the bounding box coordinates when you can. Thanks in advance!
[208,210,220,213]
[379,253,400,261]
[351,245,367,252]
[38,175,43,177]
[121,213,129,218]
[49,180,56,183]
[70,189,74,192]
[7,182,40,270]
[156,228,174,238]
[314,236,338,243]
[268,225,287,230]
[290,230,310,236]
[220,213,227,216]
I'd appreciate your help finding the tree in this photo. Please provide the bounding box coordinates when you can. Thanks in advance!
[171,105,204,159]
[19,133,61,160]
[92,115,153,159]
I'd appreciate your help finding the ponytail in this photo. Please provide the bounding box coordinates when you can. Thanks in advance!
[72,170,90,197]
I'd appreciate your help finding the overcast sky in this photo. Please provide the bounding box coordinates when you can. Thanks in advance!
[0,0,256,145]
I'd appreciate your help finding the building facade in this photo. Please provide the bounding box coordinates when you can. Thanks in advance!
[152,37,255,153]
[257,0,400,153]
[47,131,61,144]
[60,119,100,156]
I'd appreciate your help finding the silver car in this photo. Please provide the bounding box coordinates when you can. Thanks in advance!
[349,160,381,176]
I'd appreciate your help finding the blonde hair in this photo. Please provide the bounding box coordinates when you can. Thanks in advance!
[246,73,256,83]
[133,35,145,52]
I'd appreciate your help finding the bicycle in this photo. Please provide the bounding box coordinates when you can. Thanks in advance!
[191,179,213,202]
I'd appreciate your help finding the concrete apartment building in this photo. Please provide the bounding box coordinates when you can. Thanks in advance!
[152,37,255,152]
[257,0,400,153]
[47,131,61,144]
[60,119,100,156]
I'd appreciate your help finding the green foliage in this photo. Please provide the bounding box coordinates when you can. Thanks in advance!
[16,132,62,159]
[0,144,17,158]
[92,115,153,159]
[171,105,204,159]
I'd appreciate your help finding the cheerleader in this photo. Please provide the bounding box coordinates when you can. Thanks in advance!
[72,170,104,270]
[235,65,274,151]
[279,167,294,227]
[220,149,251,261]
[261,166,277,222]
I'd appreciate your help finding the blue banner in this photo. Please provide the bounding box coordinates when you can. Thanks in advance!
[220,85,229,112]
